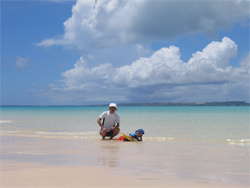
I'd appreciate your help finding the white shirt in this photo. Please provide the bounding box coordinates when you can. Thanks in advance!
[99,111,120,131]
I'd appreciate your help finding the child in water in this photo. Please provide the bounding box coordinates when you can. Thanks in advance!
[116,129,144,141]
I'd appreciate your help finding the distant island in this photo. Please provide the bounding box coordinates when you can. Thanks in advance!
[117,101,250,106]
[1,101,249,107]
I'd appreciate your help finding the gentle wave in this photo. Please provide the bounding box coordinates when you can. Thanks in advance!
[13,152,47,155]
[226,139,250,146]
[0,130,179,141]
[141,137,250,146]
[1,130,249,146]
[0,130,100,139]
[144,137,177,141]
[0,120,14,123]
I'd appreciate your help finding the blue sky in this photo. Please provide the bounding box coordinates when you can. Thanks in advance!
[1,0,249,105]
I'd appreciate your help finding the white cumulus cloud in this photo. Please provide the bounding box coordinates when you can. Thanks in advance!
[61,56,114,90]
[113,37,238,88]
[49,37,249,103]
[39,0,249,49]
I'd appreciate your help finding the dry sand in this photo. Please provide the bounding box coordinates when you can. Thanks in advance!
[1,160,247,188]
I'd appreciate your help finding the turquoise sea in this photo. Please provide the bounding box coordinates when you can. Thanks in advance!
[0,106,249,144]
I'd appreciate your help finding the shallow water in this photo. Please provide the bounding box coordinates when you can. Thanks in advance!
[0,106,249,144]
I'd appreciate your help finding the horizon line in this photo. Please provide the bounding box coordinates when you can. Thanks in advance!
[0,101,249,107]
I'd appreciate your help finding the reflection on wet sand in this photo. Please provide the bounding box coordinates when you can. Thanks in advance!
[98,141,120,167]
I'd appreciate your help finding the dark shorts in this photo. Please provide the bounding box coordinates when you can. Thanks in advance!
[100,128,114,137]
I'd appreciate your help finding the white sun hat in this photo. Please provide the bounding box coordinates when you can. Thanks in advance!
[109,103,118,109]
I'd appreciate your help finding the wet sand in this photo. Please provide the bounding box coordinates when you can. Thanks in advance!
[1,160,247,188]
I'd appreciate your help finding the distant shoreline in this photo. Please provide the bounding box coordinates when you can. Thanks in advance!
[1,101,249,107]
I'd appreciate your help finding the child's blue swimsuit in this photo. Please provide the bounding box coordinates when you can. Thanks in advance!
[130,133,140,141]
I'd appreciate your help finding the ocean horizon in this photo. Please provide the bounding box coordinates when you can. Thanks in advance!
[1,100,249,107]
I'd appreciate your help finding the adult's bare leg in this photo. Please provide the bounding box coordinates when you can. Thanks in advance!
[100,128,107,139]
[110,127,120,139]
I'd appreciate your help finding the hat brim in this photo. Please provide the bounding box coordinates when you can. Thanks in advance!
[109,106,118,109]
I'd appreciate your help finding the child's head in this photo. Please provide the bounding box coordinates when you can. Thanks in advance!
[135,129,144,136]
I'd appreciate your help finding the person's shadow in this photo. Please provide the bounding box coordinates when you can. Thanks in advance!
[98,141,120,167]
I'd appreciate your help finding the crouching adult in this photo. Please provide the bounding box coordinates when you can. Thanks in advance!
[97,103,120,139]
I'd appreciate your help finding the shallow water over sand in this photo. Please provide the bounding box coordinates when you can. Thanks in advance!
[1,106,249,142]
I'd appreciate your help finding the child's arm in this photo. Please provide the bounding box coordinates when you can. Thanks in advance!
[139,136,143,141]
[129,135,133,141]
